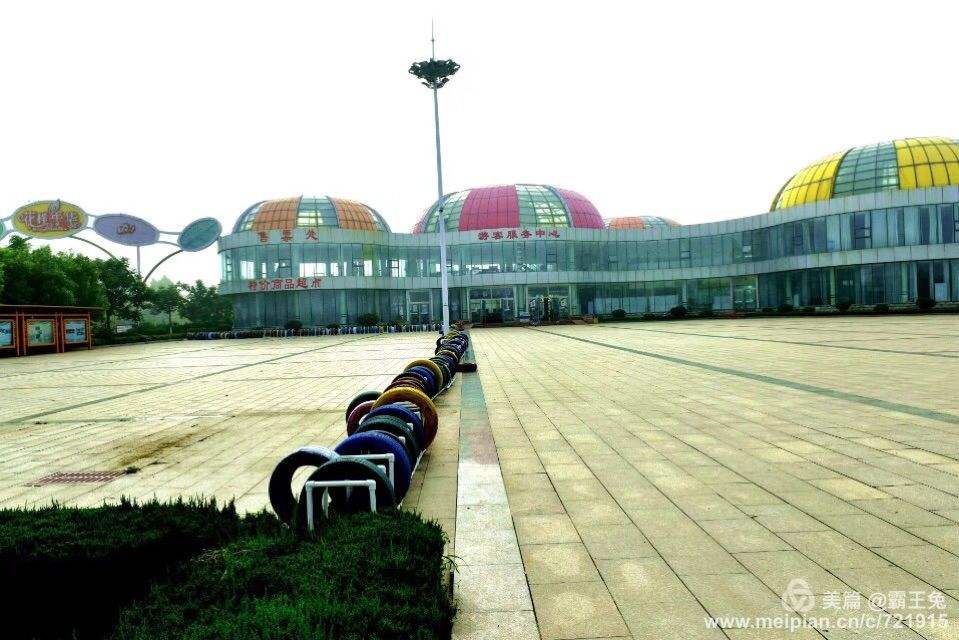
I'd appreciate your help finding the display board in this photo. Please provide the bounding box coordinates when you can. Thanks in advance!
[64,319,88,344]
[0,319,13,348]
[26,320,55,346]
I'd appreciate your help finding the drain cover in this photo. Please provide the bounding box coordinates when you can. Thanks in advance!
[30,471,127,486]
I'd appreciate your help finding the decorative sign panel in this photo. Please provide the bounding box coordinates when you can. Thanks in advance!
[178,217,221,252]
[0,320,12,347]
[12,200,87,239]
[64,319,88,344]
[93,214,160,247]
[26,320,55,346]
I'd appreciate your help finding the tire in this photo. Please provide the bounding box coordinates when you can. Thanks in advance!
[430,358,453,388]
[406,359,445,388]
[372,387,438,448]
[268,446,338,525]
[346,400,375,435]
[345,390,381,422]
[296,457,395,525]
[394,367,436,396]
[334,431,413,500]
[407,365,439,392]
[356,417,420,464]
[389,375,430,395]
[364,404,426,448]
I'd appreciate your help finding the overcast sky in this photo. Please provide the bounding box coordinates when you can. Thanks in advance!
[2,0,957,285]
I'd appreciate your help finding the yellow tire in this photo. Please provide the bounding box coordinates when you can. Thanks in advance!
[372,386,438,447]
[406,358,445,388]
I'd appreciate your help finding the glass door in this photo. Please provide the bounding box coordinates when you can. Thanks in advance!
[408,290,431,324]
[468,287,515,324]
[527,285,570,321]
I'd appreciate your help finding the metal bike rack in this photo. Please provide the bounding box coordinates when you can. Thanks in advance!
[303,453,395,531]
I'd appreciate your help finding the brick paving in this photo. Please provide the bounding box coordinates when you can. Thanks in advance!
[465,316,959,640]
[2,317,959,639]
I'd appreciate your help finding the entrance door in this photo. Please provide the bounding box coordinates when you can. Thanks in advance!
[527,285,570,321]
[408,290,431,324]
[468,287,515,324]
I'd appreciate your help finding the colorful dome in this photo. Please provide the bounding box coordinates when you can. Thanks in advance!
[413,184,604,233]
[233,196,390,233]
[606,216,680,230]
[772,137,959,211]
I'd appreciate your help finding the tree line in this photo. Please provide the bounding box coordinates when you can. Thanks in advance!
[0,236,232,336]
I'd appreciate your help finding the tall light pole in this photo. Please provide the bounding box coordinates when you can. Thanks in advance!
[410,33,459,334]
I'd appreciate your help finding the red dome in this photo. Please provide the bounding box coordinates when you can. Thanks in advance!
[413,184,604,233]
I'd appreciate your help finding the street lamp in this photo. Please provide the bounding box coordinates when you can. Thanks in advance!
[410,40,459,334]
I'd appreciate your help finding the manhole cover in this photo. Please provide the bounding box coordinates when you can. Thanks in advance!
[30,471,127,486]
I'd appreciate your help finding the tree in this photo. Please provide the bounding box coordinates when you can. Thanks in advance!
[146,283,184,334]
[181,280,233,329]
[98,257,147,329]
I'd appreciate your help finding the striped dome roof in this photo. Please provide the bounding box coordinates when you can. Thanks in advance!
[413,184,604,233]
[772,137,959,211]
[606,216,680,230]
[233,196,390,233]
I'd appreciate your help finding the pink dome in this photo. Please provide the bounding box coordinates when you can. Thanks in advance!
[413,184,604,233]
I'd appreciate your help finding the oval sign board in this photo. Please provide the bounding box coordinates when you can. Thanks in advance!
[12,200,87,239]
[178,217,222,252]
[93,214,160,247]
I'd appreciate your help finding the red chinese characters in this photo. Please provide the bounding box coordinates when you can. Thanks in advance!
[258,231,269,243]
[281,229,293,242]
[247,278,325,292]
[306,229,318,241]
[477,231,490,240]
[474,228,561,241]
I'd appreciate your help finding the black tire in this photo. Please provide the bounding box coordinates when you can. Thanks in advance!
[345,390,381,422]
[364,404,426,448]
[268,446,338,525]
[356,416,420,463]
[295,458,396,526]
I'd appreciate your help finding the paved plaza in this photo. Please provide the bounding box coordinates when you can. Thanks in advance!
[2,317,959,639]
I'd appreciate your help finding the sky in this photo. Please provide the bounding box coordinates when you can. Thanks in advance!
[2,0,957,285]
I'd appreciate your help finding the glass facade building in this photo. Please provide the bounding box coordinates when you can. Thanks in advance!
[218,140,959,328]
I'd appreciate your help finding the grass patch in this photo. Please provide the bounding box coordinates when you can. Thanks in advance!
[115,510,455,640]
[0,497,280,640]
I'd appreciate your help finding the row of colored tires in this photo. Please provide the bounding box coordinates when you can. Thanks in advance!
[268,330,471,529]
[187,324,442,340]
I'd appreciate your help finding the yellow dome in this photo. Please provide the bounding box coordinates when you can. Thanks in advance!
[772,137,959,211]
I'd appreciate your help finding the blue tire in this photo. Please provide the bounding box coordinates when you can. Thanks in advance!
[363,404,426,448]
[334,431,413,500]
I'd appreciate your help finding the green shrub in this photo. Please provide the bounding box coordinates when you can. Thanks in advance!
[357,312,379,327]
[874,303,890,313]
[115,510,454,640]
[916,297,936,310]
[668,305,687,319]
[0,498,280,640]
[699,306,715,318]
[284,319,303,330]
[777,303,794,314]
[802,306,815,314]
[761,307,774,313]
[835,300,852,313]
[641,312,658,320]
[610,308,626,320]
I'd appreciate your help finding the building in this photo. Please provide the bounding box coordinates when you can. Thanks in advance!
[217,137,959,327]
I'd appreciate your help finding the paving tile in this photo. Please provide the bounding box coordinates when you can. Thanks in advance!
[520,542,600,584]
[513,513,580,545]
[452,611,539,640]
[817,512,926,548]
[455,564,533,612]
[698,518,793,553]
[577,523,658,559]
[529,581,628,640]
[871,545,959,589]
[733,549,851,595]
[778,531,889,569]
